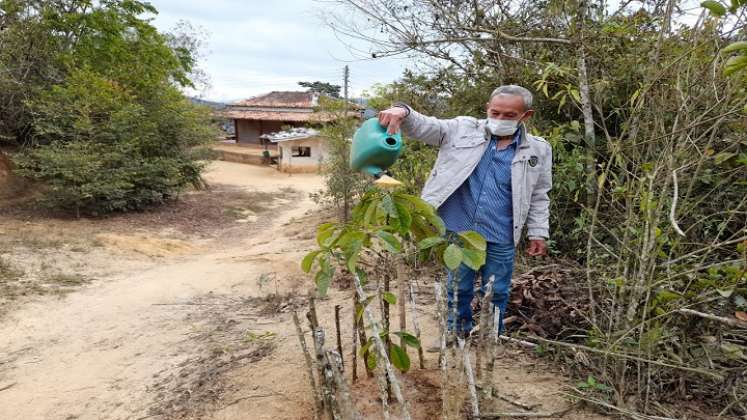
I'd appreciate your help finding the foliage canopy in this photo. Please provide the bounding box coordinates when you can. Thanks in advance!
[0,0,214,214]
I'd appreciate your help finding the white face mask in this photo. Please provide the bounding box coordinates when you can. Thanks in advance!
[487,118,520,136]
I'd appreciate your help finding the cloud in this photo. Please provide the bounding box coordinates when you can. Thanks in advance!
[149,0,410,102]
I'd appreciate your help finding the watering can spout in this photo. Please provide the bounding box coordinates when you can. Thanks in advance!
[350,118,404,188]
[373,174,402,188]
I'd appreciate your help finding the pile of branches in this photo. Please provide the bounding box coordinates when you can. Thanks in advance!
[504,264,590,340]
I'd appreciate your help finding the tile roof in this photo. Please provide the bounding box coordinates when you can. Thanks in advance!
[222,91,363,122]
[233,91,317,108]
[220,109,345,122]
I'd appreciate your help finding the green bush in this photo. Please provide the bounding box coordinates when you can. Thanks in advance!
[2,0,214,215]
[13,69,212,215]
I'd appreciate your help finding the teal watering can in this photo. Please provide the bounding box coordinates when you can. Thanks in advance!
[350,118,403,187]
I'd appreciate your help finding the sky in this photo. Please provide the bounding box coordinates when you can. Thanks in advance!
[148,0,412,103]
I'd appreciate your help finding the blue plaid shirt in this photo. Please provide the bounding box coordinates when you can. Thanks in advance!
[437,132,518,244]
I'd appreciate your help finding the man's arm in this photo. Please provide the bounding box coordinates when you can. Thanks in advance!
[378,104,457,147]
[526,143,553,249]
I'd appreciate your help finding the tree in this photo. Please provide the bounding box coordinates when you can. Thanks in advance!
[310,96,367,221]
[325,1,747,416]
[0,0,215,214]
[299,81,342,98]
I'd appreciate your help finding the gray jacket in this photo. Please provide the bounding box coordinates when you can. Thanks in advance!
[399,106,552,246]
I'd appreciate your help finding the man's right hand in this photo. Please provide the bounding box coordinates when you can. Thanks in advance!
[378,106,408,135]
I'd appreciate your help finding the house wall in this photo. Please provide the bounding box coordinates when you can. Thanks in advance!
[235,120,303,144]
[277,137,327,173]
[236,120,260,144]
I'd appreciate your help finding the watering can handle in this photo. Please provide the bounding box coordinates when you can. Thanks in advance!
[378,106,409,135]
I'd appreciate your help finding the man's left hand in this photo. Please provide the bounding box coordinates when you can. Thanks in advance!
[526,239,547,257]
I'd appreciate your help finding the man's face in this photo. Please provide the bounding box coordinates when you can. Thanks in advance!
[486,95,533,121]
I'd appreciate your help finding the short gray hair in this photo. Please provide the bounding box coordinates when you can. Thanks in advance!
[489,85,533,110]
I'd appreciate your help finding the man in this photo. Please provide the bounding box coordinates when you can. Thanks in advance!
[377,85,552,344]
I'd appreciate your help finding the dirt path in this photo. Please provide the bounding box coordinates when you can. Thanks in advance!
[0,162,325,420]
[0,161,607,420]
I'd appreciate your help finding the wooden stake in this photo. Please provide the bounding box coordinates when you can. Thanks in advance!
[353,273,412,420]
[383,265,392,401]
[433,281,449,419]
[313,326,339,419]
[397,264,407,354]
[352,294,359,382]
[327,350,360,420]
[408,279,425,369]
[459,337,480,418]
[358,307,374,378]
[334,305,344,372]
[477,276,495,382]
[292,312,322,420]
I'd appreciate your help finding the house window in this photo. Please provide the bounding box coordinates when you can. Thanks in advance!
[292,146,311,157]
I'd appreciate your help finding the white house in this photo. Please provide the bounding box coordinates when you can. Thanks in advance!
[261,128,327,173]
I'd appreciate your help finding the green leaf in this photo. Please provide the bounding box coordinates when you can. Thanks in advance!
[377,230,401,253]
[418,236,446,250]
[394,202,413,234]
[570,88,581,103]
[462,248,486,271]
[443,244,464,271]
[355,303,365,322]
[381,193,398,218]
[346,243,362,273]
[655,289,682,304]
[458,231,487,251]
[316,223,335,248]
[316,223,339,248]
[366,350,377,370]
[725,55,747,76]
[363,198,380,226]
[701,0,727,16]
[396,193,436,216]
[426,213,447,236]
[714,151,736,165]
[392,331,421,348]
[355,269,368,286]
[382,291,397,305]
[723,41,747,53]
[356,296,374,321]
[359,340,373,357]
[315,268,333,297]
[597,172,607,190]
[629,89,640,105]
[301,250,321,273]
[389,343,411,372]
[337,230,366,249]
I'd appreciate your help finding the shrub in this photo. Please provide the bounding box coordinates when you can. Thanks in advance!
[13,69,212,215]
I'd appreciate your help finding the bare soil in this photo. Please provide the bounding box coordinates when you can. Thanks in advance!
[0,161,609,420]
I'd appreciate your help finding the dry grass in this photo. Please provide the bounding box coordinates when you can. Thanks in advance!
[0,184,300,319]
[0,255,92,318]
[0,184,300,238]
[145,293,282,420]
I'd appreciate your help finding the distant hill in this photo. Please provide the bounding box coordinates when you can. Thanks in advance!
[189,97,227,110]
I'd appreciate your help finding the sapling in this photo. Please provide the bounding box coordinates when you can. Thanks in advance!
[302,188,489,417]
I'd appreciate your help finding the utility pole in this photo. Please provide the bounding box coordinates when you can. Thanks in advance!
[343,65,349,109]
[342,64,351,222]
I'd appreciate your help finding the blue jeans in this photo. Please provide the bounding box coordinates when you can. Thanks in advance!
[446,242,515,334]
